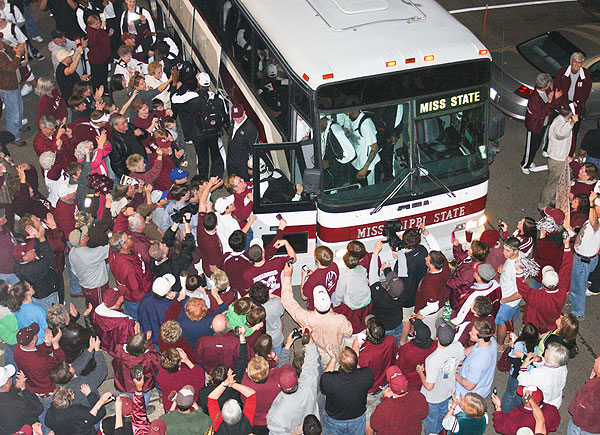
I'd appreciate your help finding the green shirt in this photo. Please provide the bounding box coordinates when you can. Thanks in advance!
[160,409,211,435]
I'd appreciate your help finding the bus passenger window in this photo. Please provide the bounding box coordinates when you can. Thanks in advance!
[252,152,306,204]
[258,60,289,129]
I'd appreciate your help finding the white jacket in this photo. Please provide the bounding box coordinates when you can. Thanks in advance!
[546,115,573,161]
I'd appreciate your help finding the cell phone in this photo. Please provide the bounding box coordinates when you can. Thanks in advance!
[301,328,311,345]
[302,264,309,272]
[132,364,143,380]
[523,392,531,402]
[287,257,294,266]
[493,387,497,395]
[275,213,283,220]
[105,395,116,403]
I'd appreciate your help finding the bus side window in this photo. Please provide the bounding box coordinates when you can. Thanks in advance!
[198,0,221,36]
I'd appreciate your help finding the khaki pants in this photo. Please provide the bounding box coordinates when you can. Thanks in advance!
[538,158,564,210]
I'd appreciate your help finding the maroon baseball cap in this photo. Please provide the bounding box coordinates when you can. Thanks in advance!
[479,229,500,248]
[386,365,408,395]
[101,287,123,307]
[278,364,298,391]
[120,396,133,416]
[232,104,245,118]
[149,418,166,434]
[517,385,544,404]
[155,138,172,149]
[13,240,35,261]
[17,322,39,346]
[121,32,135,42]
[544,208,565,225]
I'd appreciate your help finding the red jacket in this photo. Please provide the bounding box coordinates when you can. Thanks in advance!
[554,65,592,115]
[446,244,477,310]
[525,88,558,133]
[112,340,161,393]
[36,89,67,128]
[414,264,450,313]
[517,246,572,333]
[33,132,59,156]
[358,335,399,393]
[149,151,175,191]
[93,304,137,356]
[241,369,281,426]
[13,343,66,394]
[193,334,240,373]
[108,250,154,302]
[85,26,112,65]
[156,364,205,412]
[53,198,78,238]
[493,403,560,434]
[395,340,436,391]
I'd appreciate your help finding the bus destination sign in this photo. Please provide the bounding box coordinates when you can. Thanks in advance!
[416,88,486,117]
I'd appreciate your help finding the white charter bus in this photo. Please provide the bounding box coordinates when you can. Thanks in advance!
[154,0,492,271]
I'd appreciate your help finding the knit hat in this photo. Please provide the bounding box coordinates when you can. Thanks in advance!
[412,318,433,349]
[278,365,298,391]
[385,366,408,395]
[479,229,500,248]
[17,323,39,346]
[313,285,331,312]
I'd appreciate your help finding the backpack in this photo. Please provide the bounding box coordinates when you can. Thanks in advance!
[357,111,391,147]
[325,121,345,161]
[199,93,226,134]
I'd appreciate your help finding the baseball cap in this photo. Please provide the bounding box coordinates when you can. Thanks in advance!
[386,366,408,395]
[413,318,432,345]
[544,208,565,225]
[119,396,133,416]
[313,285,331,312]
[278,365,298,391]
[151,190,169,203]
[149,419,166,435]
[17,323,39,346]
[542,265,559,288]
[477,263,496,282]
[121,32,135,42]
[153,274,176,296]
[436,320,456,346]
[102,287,123,308]
[57,183,77,198]
[155,138,173,149]
[50,29,65,39]
[383,269,404,298]
[232,104,244,118]
[90,111,110,123]
[517,385,544,404]
[169,167,189,182]
[265,63,277,78]
[479,229,500,248]
[516,428,534,435]
[214,195,234,214]
[13,240,35,261]
[0,363,15,386]
[175,385,195,408]
[197,72,210,87]
[56,49,74,63]
[68,226,89,247]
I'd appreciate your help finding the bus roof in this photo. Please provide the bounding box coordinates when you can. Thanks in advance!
[240,0,491,89]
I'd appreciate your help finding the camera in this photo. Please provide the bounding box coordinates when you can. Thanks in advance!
[291,327,302,340]
[132,364,143,380]
[120,174,140,186]
[171,203,197,223]
[382,227,406,252]
[234,325,243,337]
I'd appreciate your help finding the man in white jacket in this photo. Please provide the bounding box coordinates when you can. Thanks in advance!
[538,108,578,211]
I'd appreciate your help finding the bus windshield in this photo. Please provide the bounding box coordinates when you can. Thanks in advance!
[316,60,490,209]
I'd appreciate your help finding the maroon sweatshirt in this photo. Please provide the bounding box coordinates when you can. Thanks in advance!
[14,343,66,394]
[112,340,161,393]
[85,26,112,65]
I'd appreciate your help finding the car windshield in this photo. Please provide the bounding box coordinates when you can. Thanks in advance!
[517,31,583,75]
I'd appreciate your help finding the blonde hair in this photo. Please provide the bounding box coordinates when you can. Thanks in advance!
[247,356,269,383]
[462,393,487,418]
[211,269,229,291]
[160,320,182,344]
[126,154,145,172]
[147,61,163,76]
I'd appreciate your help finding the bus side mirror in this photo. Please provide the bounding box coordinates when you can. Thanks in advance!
[303,169,321,195]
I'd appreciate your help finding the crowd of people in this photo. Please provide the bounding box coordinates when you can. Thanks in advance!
[0,0,598,434]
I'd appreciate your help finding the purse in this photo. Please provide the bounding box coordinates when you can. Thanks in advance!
[204,412,220,435]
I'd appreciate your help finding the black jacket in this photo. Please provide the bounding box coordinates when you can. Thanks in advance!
[400,244,428,308]
[45,391,106,435]
[227,117,259,180]
[109,126,148,178]
[171,91,204,142]
[14,239,63,300]
[0,386,43,435]
[150,228,195,292]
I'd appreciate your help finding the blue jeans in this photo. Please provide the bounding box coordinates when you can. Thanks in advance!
[424,397,450,434]
[529,278,543,290]
[570,254,598,316]
[4,343,16,369]
[321,412,366,435]
[501,375,521,413]
[66,242,83,295]
[272,343,283,357]
[385,323,403,346]
[568,419,600,435]
[38,394,52,435]
[0,88,23,140]
[32,292,59,311]
[0,273,19,286]
[23,5,40,38]
[123,301,140,320]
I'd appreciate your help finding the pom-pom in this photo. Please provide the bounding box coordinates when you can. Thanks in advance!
[87,173,113,195]
[536,216,560,233]
[519,257,540,279]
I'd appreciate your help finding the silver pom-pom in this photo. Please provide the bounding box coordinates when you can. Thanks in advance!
[519,257,540,279]
[536,216,560,233]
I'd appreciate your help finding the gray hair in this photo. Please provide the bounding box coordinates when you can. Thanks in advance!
[47,304,69,330]
[52,385,74,409]
[36,77,56,97]
[535,73,552,89]
[221,398,243,425]
[109,113,125,127]
[109,231,127,252]
[74,140,93,161]
[39,151,56,171]
[39,114,56,130]
[571,52,585,62]
[128,213,145,232]
[545,342,569,367]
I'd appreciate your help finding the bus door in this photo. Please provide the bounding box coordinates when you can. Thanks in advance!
[251,142,317,281]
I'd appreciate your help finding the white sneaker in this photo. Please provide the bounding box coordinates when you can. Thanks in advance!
[32,35,43,42]
[21,118,28,126]
[20,83,33,96]
[529,162,537,170]
[542,151,549,158]
[521,166,530,175]
[586,289,600,296]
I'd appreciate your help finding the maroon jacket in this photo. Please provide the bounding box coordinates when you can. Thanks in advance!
[569,377,600,433]
[554,65,592,115]
[85,26,112,65]
[414,264,450,313]
[493,403,560,434]
[370,390,429,435]
[517,246,572,333]
[358,335,399,393]
[395,340,437,391]
[93,304,136,356]
[112,340,161,393]
[13,343,66,394]
[130,231,152,266]
[446,245,478,310]
[108,250,153,302]
[53,198,78,238]
[129,157,162,187]
[156,364,205,412]
[36,89,67,128]
[0,225,15,274]
[193,334,240,373]
[149,151,174,191]
[241,368,281,426]
[525,88,558,133]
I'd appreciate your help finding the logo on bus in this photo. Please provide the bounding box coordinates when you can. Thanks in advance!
[416,88,485,117]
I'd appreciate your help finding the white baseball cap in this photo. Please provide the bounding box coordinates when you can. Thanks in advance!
[214,195,234,214]
[152,273,176,296]
[56,49,74,63]
[541,265,559,289]
[0,364,15,386]
[58,183,77,198]
[197,72,210,87]
[313,285,331,312]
